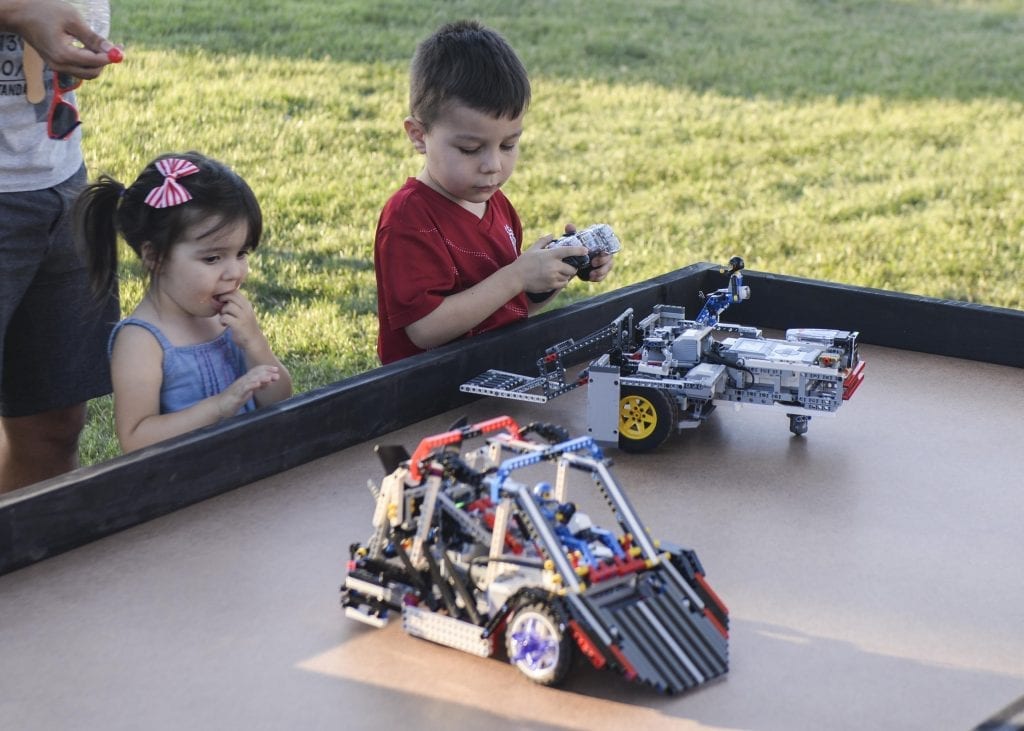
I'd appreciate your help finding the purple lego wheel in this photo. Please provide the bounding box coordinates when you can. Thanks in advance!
[505,602,572,686]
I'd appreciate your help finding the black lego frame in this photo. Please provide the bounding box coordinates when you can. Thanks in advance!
[2,262,1021,575]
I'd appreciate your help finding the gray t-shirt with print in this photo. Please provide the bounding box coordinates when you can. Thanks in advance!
[0,32,84,193]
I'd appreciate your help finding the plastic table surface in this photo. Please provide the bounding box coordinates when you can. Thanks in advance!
[1,343,1022,731]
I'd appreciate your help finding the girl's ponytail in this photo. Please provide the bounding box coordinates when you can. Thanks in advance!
[73,175,126,298]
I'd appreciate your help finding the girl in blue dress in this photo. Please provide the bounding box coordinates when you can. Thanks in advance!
[75,152,292,452]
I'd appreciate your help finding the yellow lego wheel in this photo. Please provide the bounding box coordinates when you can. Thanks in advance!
[618,387,673,453]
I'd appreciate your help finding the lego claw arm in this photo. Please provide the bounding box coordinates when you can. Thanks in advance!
[695,256,750,326]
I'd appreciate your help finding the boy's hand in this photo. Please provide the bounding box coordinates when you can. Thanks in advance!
[518,234,588,294]
[581,252,614,282]
[216,290,266,351]
[217,365,281,418]
[550,222,618,282]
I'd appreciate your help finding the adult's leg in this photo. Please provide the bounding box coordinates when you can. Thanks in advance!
[0,403,88,493]
[0,169,116,493]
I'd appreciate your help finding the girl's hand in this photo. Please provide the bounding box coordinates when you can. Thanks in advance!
[216,290,265,351]
[217,365,280,418]
[215,290,293,408]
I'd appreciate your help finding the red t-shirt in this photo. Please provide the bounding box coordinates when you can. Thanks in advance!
[374,178,529,364]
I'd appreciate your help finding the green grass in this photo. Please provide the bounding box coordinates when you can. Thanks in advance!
[76,0,1024,464]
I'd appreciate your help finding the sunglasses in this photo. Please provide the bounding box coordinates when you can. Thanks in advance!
[46,72,82,140]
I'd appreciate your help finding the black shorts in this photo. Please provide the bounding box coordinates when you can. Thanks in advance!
[0,167,119,417]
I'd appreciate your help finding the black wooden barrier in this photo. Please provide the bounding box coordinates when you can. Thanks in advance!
[1,263,1020,575]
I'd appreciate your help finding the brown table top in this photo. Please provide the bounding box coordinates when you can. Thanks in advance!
[2,343,1022,731]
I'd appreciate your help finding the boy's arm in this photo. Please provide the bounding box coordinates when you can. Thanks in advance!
[404,238,586,350]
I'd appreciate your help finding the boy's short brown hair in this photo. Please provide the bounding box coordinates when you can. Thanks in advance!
[409,20,531,129]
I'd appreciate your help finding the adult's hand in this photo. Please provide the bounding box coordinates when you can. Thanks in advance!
[1,0,116,79]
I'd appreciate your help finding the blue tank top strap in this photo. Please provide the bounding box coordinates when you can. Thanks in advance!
[108,317,174,357]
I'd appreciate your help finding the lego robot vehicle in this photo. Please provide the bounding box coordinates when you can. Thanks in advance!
[341,416,729,693]
[461,257,866,453]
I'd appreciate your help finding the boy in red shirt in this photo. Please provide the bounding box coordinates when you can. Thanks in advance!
[374,20,615,364]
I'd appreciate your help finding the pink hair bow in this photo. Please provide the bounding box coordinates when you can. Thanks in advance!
[144,158,200,209]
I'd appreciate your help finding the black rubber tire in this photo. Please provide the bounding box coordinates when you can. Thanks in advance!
[618,386,674,453]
